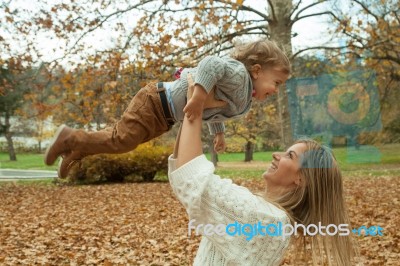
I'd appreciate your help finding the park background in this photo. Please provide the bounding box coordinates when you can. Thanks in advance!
[0,0,399,265]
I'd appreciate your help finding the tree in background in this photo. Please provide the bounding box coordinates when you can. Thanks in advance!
[226,101,278,161]
[49,51,174,129]
[15,64,61,152]
[1,0,399,153]
[2,0,363,149]
[333,0,400,143]
[0,58,30,160]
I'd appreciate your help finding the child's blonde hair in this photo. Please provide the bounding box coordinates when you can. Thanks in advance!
[231,39,291,75]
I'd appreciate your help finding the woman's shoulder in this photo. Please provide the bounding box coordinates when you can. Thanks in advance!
[168,154,213,177]
[229,184,289,221]
[168,154,288,222]
[255,195,289,222]
[200,174,289,223]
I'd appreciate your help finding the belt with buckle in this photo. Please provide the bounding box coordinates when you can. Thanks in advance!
[157,82,175,128]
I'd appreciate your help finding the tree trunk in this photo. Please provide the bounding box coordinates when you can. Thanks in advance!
[5,112,16,161]
[208,138,218,166]
[269,0,294,149]
[244,141,254,162]
[38,140,42,153]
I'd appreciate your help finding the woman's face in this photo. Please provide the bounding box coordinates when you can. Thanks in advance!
[263,143,307,194]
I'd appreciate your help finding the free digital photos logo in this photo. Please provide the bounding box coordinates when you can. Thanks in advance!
[286,70,382,163]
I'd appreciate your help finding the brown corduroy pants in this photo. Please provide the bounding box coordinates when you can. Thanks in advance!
[65,82,171,156]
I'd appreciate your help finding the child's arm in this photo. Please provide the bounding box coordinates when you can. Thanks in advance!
[207,122,226,154]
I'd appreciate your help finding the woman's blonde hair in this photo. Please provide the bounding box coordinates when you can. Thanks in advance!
[231,39,291,75]
[265,139,357,265]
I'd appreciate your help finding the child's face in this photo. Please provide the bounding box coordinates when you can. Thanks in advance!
[251,67,289,101]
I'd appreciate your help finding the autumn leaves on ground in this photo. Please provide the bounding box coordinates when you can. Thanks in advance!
[0,174,399,265]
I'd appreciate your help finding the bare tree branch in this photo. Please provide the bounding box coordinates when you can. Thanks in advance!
[66,1,155,53]
[290,0,303,18]
[213,0,271,21]
[352,0,379,21]
[239,2,270,21]
[267,0,277,22]
[394,9,400,23]
[292,45,348,58]
[372,55,400,65]
[292,10,341,25]
[291,0,329,22]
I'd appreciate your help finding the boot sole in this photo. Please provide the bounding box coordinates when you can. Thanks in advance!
[44,124,67,165]
[57,157,63,178]
[58,155,80,179]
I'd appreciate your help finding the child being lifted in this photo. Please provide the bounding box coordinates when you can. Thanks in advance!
[44,39,291,178]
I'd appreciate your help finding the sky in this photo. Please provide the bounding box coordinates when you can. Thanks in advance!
[0,0,338,66]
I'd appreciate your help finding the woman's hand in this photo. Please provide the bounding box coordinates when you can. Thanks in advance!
[184,74,227,121]
[204,88,227,109]
[183,97,204,121]
[183,75,207,121]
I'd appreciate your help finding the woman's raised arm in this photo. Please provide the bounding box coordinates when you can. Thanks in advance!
[175,74,204,168]
[174,73,227,167]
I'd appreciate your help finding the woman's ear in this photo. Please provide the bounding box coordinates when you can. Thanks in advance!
[250,64,262,79]
[294,175,302,186]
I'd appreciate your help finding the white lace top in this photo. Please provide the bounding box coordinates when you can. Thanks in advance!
[168,154,290,266]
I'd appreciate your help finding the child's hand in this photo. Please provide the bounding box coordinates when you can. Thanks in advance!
[213,132,226,153]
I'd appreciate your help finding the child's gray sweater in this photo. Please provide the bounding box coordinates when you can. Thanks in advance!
[168,56,253,135]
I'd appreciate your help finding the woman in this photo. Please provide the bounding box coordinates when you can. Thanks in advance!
[168,75,356,265]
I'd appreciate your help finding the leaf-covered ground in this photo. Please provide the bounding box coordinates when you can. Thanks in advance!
[0,175,399,265]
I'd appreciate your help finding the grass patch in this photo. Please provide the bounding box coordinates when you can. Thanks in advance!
[1,143,399,181]
[207,143,400,179]
[205,151,274,162]
[207,143,400,165]
[0,153,57,170]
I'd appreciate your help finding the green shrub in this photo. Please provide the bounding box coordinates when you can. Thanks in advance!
[67,142,173,184]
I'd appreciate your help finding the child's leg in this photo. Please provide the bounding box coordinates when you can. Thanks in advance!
[45,82,171,176]
[68,82,171,152]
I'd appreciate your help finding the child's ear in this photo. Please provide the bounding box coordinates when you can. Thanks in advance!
[250,64,262,79]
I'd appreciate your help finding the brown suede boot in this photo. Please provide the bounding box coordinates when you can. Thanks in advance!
[44,125,73,165]
[58,151,84,178]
